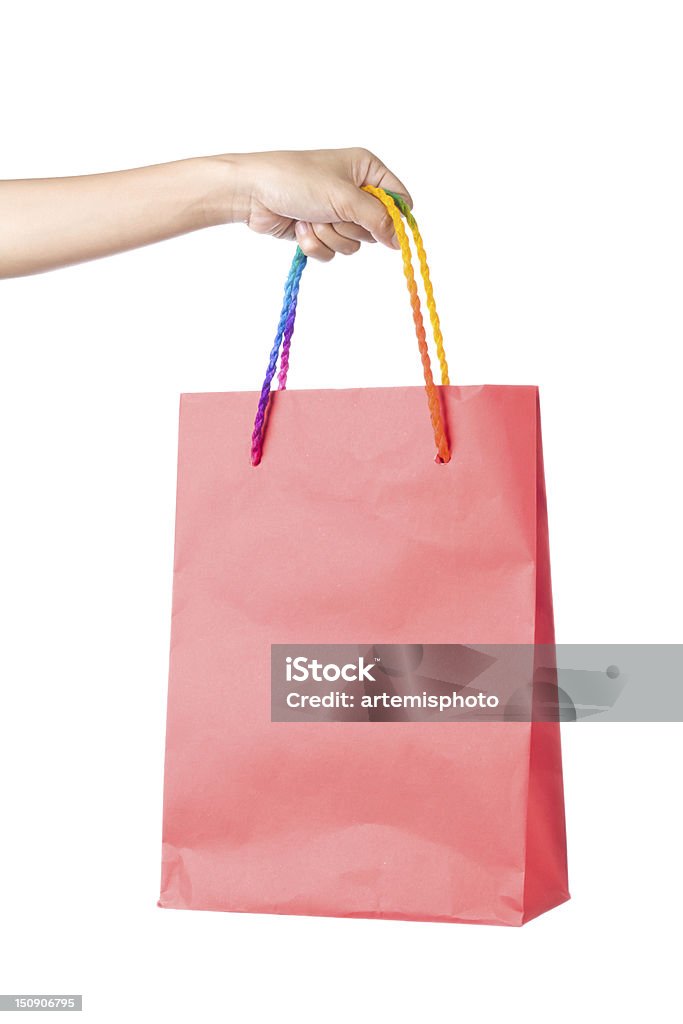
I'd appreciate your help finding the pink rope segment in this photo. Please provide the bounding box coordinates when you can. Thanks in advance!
[250,246,307,465]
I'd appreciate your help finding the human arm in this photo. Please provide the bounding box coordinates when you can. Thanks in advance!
[0,147,411,278]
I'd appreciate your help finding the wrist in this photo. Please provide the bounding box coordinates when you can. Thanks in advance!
[196,154,251,227]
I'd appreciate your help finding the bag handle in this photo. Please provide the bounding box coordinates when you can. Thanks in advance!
[250,187,451,466]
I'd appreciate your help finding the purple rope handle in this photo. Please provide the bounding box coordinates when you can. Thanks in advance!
[250,246,307,465]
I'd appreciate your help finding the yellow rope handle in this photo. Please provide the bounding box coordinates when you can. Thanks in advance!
[400,206,450,386]
[362,185,451,462]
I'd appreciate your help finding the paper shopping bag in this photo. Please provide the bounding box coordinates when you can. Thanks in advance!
[159,188,569,925]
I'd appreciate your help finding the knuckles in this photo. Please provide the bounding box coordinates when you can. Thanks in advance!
[303,237,334,261]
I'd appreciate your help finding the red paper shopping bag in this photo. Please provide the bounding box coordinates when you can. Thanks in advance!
[159,188,569,925]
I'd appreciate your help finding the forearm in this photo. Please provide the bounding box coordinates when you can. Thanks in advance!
[0,156,239,278]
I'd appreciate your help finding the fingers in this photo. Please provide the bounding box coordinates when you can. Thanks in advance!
[333,221,376,245]
[295,222,335,261]
[350,146,413,209]
[372,170,413,211]
[295,221,369,260]
[336,187,402,250]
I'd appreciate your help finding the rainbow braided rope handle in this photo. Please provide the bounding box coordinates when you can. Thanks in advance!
[250,187,450,465]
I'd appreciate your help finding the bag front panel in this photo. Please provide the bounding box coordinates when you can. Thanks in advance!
[161,384,562,924]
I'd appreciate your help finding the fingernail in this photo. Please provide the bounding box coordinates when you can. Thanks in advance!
[390,233,400,249]
[296,221,309,236]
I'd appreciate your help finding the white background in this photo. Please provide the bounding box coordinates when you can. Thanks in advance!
[1,1,681,1020]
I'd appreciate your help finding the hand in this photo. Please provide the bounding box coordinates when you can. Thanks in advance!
[225,148,412,261]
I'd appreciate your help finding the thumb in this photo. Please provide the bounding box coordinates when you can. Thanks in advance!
[337,187,402,250]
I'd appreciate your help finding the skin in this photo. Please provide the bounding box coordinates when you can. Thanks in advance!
[0,148,412,278]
